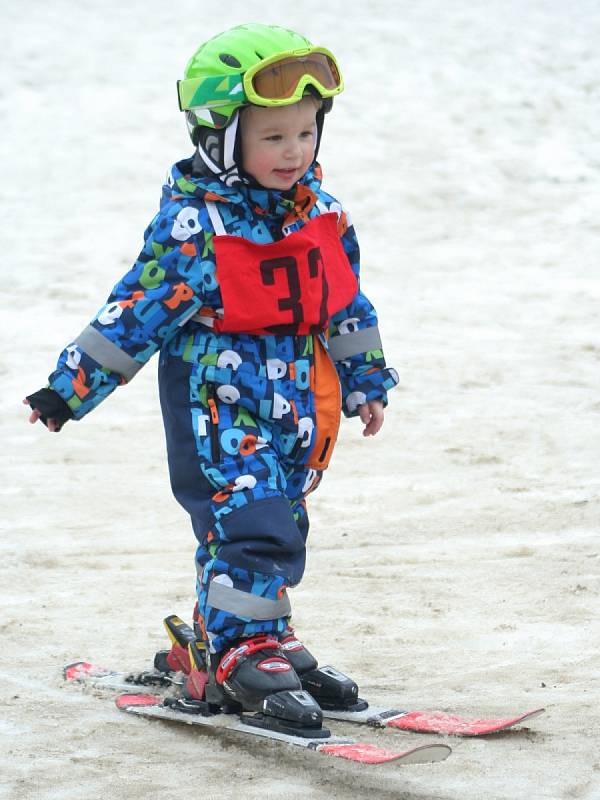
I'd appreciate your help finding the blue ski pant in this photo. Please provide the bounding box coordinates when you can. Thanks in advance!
[158,333,330,654]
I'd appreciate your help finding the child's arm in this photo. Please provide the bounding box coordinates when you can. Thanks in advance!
[328,218,398,424]
[24,206,208,429]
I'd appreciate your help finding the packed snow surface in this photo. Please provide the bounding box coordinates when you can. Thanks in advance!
[2,2,599,798]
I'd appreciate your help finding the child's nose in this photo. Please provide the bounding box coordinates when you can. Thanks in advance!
[283,139,302,159]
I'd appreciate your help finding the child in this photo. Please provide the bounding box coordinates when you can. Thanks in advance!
[25,23,398,719]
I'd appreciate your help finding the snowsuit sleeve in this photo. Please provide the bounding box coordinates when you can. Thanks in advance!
[48,207,208,419]
[328,219,399,418]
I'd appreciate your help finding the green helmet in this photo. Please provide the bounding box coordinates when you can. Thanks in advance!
[179,23,343,142]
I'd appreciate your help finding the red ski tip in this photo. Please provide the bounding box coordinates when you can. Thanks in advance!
[317,742,451,764]
[387,708,546,736]
[64,661,96,681]
[116,693,162,709]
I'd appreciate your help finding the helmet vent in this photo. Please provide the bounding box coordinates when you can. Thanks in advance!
[219,53,242,68]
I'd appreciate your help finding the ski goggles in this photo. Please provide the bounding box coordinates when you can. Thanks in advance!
[178,47,344,112]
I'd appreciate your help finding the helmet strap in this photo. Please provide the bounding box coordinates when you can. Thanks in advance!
[192,111,247,186]
[313,104,326,160]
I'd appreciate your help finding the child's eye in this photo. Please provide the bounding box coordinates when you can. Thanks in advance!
[265,134,282,141]
[300,130,314,138]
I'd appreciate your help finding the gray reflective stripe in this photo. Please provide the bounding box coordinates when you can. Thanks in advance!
[207,580,291,620]
[328,326,382,361]
[75,325,143,382]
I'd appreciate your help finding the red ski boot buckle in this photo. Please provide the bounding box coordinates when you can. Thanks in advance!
[216,636,282,684]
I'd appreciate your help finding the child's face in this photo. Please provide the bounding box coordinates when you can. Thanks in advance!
[240,97,318,190]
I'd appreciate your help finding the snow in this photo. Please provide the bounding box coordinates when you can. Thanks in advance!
[2,1,599,798]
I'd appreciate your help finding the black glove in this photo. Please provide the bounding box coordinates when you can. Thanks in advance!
[26,388,74,430]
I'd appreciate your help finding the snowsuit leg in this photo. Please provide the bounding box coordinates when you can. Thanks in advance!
[159,337,324,654]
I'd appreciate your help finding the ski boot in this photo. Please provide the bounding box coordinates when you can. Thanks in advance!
[279,626,368,712]
[154,615,365,715]
[193,633,328,738]
[157,619,328,737]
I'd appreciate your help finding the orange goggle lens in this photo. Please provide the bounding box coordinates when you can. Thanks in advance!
[249,52,342,101]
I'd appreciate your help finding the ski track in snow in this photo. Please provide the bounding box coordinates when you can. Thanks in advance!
[2,2,600,799]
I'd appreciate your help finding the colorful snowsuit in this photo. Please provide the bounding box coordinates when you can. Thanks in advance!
[48,159,398,653]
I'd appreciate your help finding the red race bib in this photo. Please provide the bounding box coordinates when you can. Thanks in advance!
[213,212,357,335]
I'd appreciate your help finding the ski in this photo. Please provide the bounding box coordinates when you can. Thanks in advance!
[64,660,184,691]
[115,693,451,765]
[320,705,546,736]
[64,660,544,737]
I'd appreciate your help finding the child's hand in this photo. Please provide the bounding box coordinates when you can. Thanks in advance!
[23,389,73,433]
[358,400,384,437]
[23,398,63,432]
